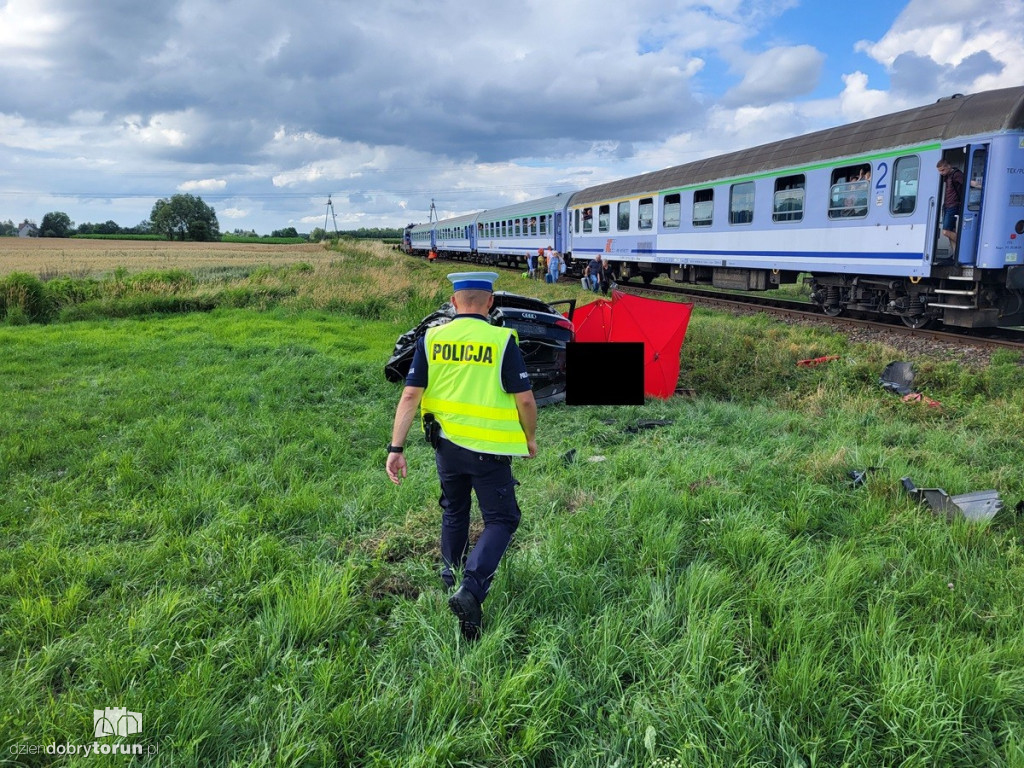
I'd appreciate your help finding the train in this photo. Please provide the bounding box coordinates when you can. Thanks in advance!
[403,86,1024,328]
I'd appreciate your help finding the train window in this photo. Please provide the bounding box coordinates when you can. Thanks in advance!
[968,148,987,212]
[829,164,870,219]
[583,207,593,233]
[889,156,919,215]
[693,189,713,227]
[773,175,805,222]
[639,198,654,230]
[574,209,580,233]
[663,193,681,228]
[617,201,630,231]
[540,215,547,235]
[729,182,754,225]
[530,217,538,235]
[598,205,610,233]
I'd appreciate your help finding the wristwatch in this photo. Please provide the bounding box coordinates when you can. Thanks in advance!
[387,444,404,454]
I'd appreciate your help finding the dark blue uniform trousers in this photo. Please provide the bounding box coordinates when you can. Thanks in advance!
[435,438,521,603]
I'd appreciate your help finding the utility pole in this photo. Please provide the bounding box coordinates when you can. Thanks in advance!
[324,195,338,239]
[428,198,438,223]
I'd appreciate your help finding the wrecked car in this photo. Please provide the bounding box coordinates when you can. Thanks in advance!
[384,291,575,406]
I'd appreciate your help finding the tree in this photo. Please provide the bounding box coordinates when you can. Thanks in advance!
[0,220,15,237]
[149,194,220,241]
[271,227,299,238]
[40,211,74,238]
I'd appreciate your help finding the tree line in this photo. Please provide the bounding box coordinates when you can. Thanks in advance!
[4,194,403,241]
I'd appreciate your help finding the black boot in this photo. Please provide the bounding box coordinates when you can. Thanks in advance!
[447,586,482,642]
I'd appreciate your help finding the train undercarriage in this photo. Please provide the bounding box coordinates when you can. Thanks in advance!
[807,266,1024,328]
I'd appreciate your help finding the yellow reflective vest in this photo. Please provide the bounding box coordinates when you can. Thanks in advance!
[421,318,529,456]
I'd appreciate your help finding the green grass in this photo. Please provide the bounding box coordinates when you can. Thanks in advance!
[2,251,1024,766]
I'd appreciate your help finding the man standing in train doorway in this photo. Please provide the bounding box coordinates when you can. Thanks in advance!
[937,158,966,258]
[385,271,538,642]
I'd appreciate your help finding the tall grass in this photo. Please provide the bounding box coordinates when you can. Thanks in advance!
[1,248,1023,765]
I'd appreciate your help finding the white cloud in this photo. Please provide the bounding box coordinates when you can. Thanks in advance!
[837,72,896,120]
[121,114,189,148]
[0,0,67,64]
[855,0,1024,95]
[723,45,826,107]
[178,179,227,192]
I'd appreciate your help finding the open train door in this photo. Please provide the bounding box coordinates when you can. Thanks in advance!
[957,144,989,266]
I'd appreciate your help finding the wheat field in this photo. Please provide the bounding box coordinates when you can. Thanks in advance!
[0,237,329,278]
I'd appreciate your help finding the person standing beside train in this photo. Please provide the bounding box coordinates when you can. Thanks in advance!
[385,271,538,643]
[546,248,563,284]
[937,159,966,256]
[584,255,603,291]
[599,257,613,295]
[533,247,544,279]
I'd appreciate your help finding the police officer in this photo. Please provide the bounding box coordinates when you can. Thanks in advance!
[386,271,537,642]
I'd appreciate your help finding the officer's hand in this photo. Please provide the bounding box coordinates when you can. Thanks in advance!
[386,453,408,484]
[526,439,538,459]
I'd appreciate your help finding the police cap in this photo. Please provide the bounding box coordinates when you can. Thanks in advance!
[447,271,499,292]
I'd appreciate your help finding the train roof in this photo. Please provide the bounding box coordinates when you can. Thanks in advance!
[476,192,572,222]
[436,211,482,227]
[571,86,1024,206]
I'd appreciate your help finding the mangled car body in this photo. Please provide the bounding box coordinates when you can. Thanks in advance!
[384,291,575,406]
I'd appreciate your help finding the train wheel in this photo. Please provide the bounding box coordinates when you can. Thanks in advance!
[642,273,654,285]
[822,305,843,317]
[900,314,932,329]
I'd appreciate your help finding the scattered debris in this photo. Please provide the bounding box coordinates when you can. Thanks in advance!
[587,455,607,463]
[901,392,942,408]
[880,361,915,395]
[880,361,942,408]
[848,467,879,488]
[561,449,577,465]
[901,477,1003,523]
[624,419,674,433]
[797,355,840,367]
[674,386,697,397]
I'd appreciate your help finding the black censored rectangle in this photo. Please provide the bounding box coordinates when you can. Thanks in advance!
[565,342,644,406]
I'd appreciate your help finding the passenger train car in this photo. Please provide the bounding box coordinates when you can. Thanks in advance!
[405,194,573,267]
[405,86,1024,328]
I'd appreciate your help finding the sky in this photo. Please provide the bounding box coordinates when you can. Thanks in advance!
[1,0,1022,236]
